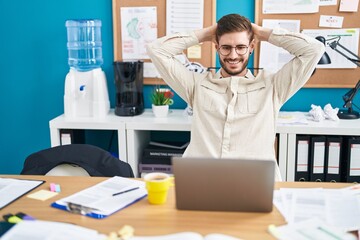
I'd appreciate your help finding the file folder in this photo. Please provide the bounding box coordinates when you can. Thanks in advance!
[325,137,342,182]
[309,136,326,182]
[295,136,310,181]
[343,137,360,183]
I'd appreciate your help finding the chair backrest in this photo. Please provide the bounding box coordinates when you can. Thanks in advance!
[45,163,90,176]
[21,144,134,177]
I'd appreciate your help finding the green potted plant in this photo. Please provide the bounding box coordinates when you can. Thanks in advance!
[151,86,174,117]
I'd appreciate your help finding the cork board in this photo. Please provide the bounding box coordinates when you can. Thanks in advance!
[112,0,216,85]
[254,1,359,88]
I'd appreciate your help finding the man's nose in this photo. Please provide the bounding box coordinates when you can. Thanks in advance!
[228,48,238,58]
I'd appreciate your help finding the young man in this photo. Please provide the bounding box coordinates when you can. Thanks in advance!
[146,14,325,181]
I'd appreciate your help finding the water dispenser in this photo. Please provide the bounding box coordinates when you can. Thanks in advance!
[64,19,110,119]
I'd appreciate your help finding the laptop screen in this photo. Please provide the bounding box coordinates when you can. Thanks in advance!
[172,157,275,212]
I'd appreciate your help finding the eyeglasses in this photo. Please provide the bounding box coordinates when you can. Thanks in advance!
[217,45,249,56]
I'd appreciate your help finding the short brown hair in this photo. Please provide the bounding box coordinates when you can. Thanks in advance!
[216,14,254,43]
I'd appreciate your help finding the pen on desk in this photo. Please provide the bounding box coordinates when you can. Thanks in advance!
[113,187,139,196]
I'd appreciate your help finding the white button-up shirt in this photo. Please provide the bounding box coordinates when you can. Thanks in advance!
[146,29,325,181]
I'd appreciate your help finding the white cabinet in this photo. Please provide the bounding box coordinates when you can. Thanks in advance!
[49,109,360,180]
[280,119,360,181]
[49,110,128,163]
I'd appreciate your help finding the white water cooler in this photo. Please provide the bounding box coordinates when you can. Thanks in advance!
[64,19,110,119]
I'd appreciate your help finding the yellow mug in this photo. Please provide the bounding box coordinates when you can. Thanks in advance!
[144,172,174,205]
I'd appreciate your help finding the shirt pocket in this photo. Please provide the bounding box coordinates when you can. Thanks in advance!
[237,81,266,114]
[200,81,227,112]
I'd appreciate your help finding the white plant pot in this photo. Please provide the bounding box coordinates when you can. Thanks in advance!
[152,104,169,118]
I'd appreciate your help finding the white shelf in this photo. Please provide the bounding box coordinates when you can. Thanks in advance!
[49,109,127,163]
[49,109,360,180]
[125,109,192,131]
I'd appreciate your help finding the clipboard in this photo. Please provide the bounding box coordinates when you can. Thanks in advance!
[0,178,45,209]
[51,176,147,219]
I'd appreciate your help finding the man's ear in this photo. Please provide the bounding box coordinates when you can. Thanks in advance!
[250,39,255,47]
[249,39,255,52]
[214,43,218,50]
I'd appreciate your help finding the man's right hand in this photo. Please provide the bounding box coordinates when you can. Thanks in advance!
[194,24,217,44]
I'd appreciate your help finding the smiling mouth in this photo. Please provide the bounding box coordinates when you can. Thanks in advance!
[225,59,241,65]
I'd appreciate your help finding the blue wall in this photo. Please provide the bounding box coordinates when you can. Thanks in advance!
[0,0,356,174]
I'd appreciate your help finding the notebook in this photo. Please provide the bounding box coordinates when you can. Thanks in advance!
[172,157,275,212]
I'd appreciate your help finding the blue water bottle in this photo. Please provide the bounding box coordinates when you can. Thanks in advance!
[65,19,103,71]
[64,19,110,119]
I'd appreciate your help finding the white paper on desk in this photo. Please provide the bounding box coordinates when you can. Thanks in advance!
[262,0,319,14]
[276,187,360,232]
[273,190,288,218]
[0,178,44,209]
[326,189,360,231]
[1,220,106,240]
[121,6,157,60]
[55,176,146,216]
[166,0,203,35]
[274,218,357,240]
[289,189,346,223]
[302,28,359,69]
[343,183,360,194]
[259,20,300,73]
[131,232,242,240]
[279,188,324,223]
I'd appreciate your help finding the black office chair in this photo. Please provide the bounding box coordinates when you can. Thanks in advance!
[21,144,134,177]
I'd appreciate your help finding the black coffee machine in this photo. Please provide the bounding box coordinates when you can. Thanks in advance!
[114,61,144,116]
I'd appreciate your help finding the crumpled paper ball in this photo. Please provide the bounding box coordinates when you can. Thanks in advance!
[309,104,325,122]
[323,103,339,121]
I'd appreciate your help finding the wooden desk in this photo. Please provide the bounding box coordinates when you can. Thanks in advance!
[0,175,354,239]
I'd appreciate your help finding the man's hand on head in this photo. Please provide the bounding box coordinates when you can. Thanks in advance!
[195,24,217,44]
[251,23,272,42]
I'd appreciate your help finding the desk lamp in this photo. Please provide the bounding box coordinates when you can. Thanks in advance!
[337,80,360,119]
[315,35,360,119]
[64,19,110,119]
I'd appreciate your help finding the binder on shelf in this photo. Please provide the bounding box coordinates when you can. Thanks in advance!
[295,135,310,181]
[149,141,189,150]
[142,143,186,165]
[309,136,326,182]
[143,145,185,160]
[325,136,342,182]
[51,176,147,219]
[343,137,360,183]
[139,164,173,174]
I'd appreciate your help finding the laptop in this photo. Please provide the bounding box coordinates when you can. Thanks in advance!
[172,157,275,212]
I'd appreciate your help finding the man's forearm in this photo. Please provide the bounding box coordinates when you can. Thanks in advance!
[194,25,217,43]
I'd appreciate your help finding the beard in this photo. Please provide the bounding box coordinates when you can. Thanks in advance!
[219,57,249,77]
